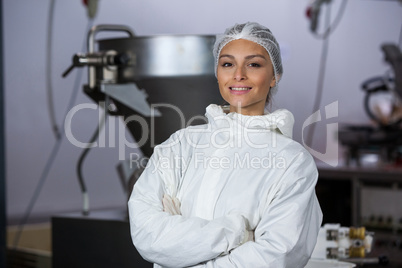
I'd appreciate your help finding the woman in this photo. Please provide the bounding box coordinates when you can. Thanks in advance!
[128,22,322,268]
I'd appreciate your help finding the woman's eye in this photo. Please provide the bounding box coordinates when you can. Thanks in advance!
[221,62,232,67]
[249,63,261,67]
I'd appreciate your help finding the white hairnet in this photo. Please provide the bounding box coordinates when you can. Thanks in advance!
[213,22,283,94]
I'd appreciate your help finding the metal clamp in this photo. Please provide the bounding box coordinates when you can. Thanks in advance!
[87,25,135,88]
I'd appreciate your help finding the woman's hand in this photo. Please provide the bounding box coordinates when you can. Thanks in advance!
[162,194,182,215]
[242,229,254,244]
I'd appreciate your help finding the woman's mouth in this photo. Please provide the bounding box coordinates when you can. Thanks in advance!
[230,87,251,91]
[229,87,252,94]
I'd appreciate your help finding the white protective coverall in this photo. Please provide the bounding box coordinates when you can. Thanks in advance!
[128,104,323,268]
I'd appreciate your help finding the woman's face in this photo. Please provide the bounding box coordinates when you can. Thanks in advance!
[217,39,276,116]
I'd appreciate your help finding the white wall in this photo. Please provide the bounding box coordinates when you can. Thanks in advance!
[3,0,401,224]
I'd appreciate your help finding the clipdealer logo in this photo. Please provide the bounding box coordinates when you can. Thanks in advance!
[64,101,339,166]
[129,151,287,174]
[193,152,286,170]
[64,102,285,161]
[302,101,339,167]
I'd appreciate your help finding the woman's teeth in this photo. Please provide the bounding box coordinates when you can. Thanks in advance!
[230,87,251,91]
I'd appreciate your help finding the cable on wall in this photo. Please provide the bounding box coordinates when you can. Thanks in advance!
[46,0,60,140]
[312,0,348,40]
[76,97,108,216]
[12,16,94,249]
[398,20,402,48]
[305,0,347,148]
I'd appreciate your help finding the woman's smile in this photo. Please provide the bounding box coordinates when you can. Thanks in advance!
[229,85,252,94]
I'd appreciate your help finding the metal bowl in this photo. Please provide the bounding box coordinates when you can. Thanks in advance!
[98,35,216,80]
[96,35,223,157]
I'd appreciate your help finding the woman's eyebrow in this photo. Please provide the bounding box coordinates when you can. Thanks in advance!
[219,54,267,60]
[245,54,267,60]
[219,54,234,59]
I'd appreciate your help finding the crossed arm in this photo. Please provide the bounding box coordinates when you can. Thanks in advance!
[128,183,252,267]
[128,143,322,268]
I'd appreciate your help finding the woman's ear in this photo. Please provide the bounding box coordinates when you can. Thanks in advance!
[270,74,280,88]
[270,77,276,88]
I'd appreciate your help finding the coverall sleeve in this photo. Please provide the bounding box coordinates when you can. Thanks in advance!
[189,150,323,268]
[128,133,250,268]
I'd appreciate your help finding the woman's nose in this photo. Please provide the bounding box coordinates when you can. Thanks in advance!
[234,66,246,81]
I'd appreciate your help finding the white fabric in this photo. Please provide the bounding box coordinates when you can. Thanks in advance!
[128,104,323,268]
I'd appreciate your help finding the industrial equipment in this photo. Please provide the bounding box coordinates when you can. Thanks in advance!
[307,223,392,267]
[64,24,223,212]
[312,224,374,260]
[338,44,402,167]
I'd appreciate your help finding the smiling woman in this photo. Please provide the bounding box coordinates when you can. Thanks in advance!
[128,22,322,268]
[217,39,276,115]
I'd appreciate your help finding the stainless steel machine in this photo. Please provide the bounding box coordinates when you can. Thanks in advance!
[57,24,223,268]
[64,24,222,157]
[63,24,223,212]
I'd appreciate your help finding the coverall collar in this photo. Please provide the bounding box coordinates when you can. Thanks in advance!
[205,104,294,139]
